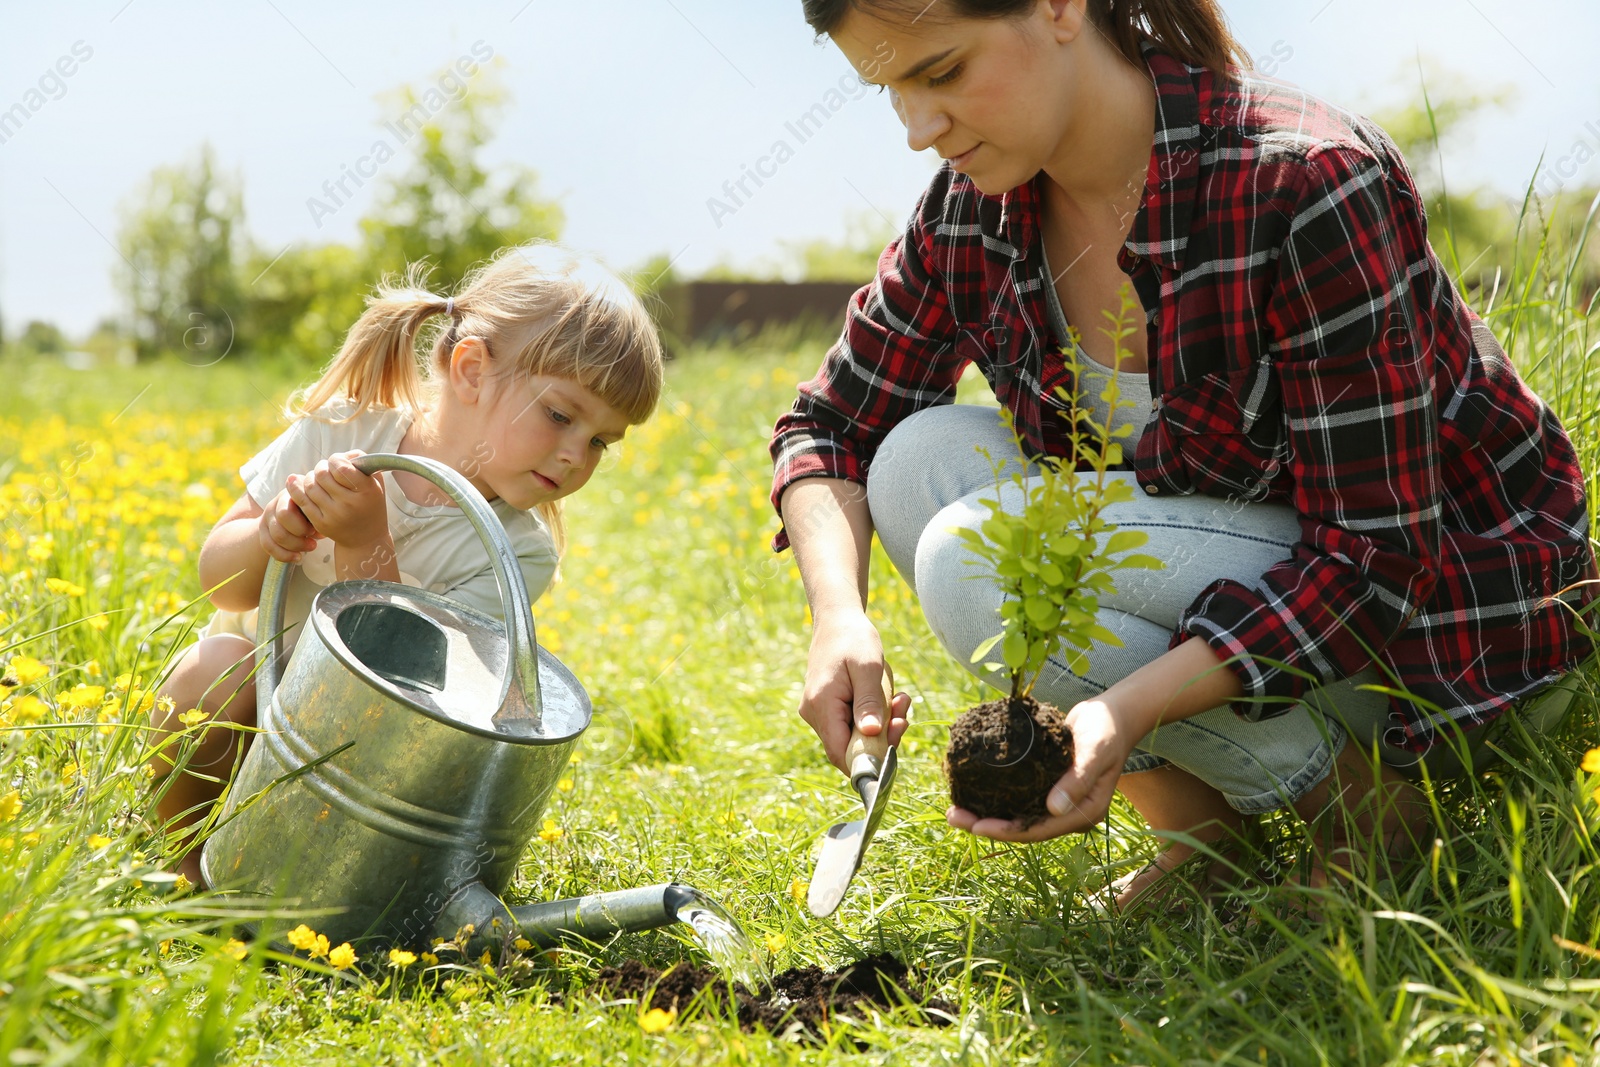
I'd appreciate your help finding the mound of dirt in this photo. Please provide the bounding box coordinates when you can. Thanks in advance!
[945,696,1074,827]
[596,953,955,1038]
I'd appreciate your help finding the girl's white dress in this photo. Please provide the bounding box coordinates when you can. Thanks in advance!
[201,397,558,653]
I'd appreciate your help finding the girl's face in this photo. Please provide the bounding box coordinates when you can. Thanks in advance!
[833,1,1089,197]
[470,371,630,511]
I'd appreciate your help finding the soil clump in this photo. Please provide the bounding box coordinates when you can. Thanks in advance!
[596,953,954,1038]
[945,696,1074,826]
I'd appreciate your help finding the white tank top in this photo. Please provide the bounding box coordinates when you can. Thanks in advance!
[1039,243,1154,451]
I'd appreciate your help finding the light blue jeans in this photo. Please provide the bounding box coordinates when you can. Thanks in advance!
[866,405,1566,814]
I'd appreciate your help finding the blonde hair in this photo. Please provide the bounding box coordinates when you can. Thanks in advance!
[289,242,665,558]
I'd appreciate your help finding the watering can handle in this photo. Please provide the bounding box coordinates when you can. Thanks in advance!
[254,452,540,720]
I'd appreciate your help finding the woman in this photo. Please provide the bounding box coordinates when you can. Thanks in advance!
[770,0,1596,910]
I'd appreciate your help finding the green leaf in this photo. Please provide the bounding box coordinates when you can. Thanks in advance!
[1084,623,1125,647]
[1025,598,1060,629]
[970,632,1004,664]
[981,520,1015,551]
[1002,631,1028,671]
[1105,530,1148,555]
[1049,532,1082,555]
[1112,553,1165,571]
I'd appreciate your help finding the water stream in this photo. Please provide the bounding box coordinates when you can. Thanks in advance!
[670,886,770,990]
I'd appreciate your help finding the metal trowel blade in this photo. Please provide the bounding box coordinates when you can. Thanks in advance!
[806,745,899,917]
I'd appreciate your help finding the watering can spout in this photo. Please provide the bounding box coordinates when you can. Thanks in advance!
[434,880,693,949]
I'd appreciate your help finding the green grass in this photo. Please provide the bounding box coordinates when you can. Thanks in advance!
[1,223,1599,1063]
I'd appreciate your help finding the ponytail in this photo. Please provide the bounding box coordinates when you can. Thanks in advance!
[1085,0,1246,77]
[289,263,448,422]
[801,0,1249,77]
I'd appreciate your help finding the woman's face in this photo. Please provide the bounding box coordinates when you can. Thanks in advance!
[832,1,1089,197]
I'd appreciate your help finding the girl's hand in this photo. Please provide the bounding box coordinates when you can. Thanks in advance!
[258,491,320,563]
[284,451,388,549]
[946,697,1143,843]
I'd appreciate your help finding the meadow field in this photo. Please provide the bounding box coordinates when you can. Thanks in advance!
[1,284,1598,1064]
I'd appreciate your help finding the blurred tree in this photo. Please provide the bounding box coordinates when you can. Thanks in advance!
[80,317,134,366]
[240,241,366,363]
[1367,63,1519,289]
[775,211,898,282]
[114,143,246,362]
[14,320,66,360]
[358,63,564,293]
[699,211,898,283]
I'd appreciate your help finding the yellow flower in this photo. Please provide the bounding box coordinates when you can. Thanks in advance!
[60,761,78,783]
[85,615,109,632]
[158,939,172,956]
[639,1007,676,1034]
[223,939,248,961]
[86,833,113,848]
[8,656,49,685]
[178,708,208,726]
[556,777,574,793]
[1582,748,1600,774]
[420,951,439,965]
[113,673,142,692]
[10,696,50,723]
[312,934,330,960]
[388,948,417,968]
[0,791,19,822]
[26,536,53,563]
[83,660,101,676]
[764,933,787,952]
[328,943,356,970]
[173,874,192,894]
[45,578,85,597]
[513,937,532,952]
[21,832,40,847]
[538,819,564,843]
[789,878,808,903]
[57,684,106,710]
[286,924,319,953]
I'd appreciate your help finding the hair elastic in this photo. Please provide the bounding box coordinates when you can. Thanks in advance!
[443,297,455,317]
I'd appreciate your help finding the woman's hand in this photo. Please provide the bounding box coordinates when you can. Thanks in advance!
[946,696,1148,842]
[797,611,912,774]
[283,451,388,550]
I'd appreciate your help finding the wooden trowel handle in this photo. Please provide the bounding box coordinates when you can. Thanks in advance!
[844,665,895,784]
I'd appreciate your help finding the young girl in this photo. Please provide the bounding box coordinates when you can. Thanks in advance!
[774,0,1596,913]
[150,243,664,887]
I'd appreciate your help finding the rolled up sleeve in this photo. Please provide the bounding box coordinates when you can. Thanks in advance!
[1176,144,1442,718]
[769,172,968,551]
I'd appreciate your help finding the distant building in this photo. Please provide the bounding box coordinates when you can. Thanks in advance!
[651,280,866,350]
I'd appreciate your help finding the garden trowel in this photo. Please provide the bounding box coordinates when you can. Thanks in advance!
[807,668,900,918]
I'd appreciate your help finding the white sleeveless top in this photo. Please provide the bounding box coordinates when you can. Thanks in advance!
[1038,243,1154,451]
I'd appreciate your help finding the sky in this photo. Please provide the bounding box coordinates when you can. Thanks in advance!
[1,0,1598,337]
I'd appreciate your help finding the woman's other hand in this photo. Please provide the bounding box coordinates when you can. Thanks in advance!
[947,697,1141,842]
[284,450,387,550]
[798,612,912,774]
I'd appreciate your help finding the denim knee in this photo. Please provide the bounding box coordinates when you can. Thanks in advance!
[867,404,1032,588]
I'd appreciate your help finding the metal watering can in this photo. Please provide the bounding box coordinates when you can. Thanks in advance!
[200,453,710,954]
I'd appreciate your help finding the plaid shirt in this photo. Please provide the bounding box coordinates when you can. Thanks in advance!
[770,45,1596,751]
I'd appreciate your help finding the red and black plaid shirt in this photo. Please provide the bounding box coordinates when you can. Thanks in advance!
[770,45,1596,751]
